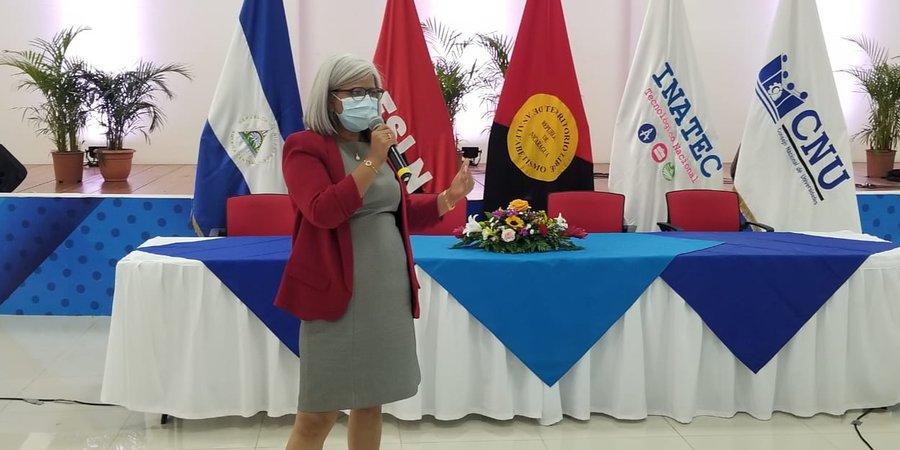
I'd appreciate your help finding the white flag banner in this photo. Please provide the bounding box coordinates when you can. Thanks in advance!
[734,0,861,232]
[609,0,724,232]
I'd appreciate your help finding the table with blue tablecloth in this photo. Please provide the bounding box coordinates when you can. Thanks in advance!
[101,231,900,424]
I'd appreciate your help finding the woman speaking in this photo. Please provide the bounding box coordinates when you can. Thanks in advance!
[274,53,474,450]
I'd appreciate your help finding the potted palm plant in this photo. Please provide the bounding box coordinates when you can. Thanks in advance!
[0,27,92,183]
[844,36,900,178]
[84,61,191,181]
[422,20,511,166]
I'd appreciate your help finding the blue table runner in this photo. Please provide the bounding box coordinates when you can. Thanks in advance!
[139,237,300,355]
[410,234,721,385]
[658,232,899,372]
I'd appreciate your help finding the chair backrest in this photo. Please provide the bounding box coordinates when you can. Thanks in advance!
[226,194,295,236]
[665,189,741,232]
[547,191,625,233]
[409,194,468,235]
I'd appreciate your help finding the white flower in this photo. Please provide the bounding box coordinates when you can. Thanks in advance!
[463,215,483,235]
[501,228,516,242]
[482,229,491,240]
[555,213,568,230]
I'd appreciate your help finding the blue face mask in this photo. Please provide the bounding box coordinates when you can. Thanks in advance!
[335,96,379,132]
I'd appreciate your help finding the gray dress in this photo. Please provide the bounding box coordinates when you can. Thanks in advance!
[297,140,420,412]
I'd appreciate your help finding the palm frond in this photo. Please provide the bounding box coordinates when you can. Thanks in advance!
[471,32,513,122]
[421,18,470,59]
[846,36,888,67]
[84,61,191,149]
[0,27,91,152]
[475,33,513,77]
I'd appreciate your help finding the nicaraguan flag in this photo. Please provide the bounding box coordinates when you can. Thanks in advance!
[191,0,303,236]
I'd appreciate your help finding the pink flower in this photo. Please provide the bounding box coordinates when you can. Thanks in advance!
[452,226,465,239]
[501,228,516,242]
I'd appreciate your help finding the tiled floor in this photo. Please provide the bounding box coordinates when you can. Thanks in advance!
[1,315,900,449]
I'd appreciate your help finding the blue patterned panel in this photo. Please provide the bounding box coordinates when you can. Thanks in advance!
[0,197,195,315]
[0,197,102,309]
[858,194,900,243]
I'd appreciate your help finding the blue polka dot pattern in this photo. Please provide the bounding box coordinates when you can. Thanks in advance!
[0,197,102,311]
[858,194,900,243]
[0,197,195,315]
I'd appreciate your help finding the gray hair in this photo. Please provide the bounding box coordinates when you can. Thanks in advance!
[304,54,383,136]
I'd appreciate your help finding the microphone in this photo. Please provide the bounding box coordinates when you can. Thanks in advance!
[369,117,411,184]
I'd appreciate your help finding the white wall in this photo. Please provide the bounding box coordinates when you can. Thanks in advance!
[0,0,897,165]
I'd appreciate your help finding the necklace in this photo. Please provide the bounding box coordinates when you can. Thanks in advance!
[354,151,360,161]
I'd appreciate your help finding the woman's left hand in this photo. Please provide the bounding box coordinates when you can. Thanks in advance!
[445,162,475,203]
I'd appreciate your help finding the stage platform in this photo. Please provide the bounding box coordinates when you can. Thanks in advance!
[11,162,900,195]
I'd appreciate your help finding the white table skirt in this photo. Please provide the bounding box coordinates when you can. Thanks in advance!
[102,235,900,424]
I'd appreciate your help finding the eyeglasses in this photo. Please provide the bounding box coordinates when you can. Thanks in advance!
[331,87,385,101]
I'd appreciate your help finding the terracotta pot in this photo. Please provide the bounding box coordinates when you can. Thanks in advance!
[99,149,136,182]
[865,149,897,178]
[50,151,84,183]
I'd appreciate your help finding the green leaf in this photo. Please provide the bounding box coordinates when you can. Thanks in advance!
[842,36,900,151]
[0,26,92,151]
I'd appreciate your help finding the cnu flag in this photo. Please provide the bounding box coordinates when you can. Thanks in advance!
[481,0,593,213]
[373,0,458,194]
[734,0,861,232]
[191,0,303,236]
[608,0,723,232]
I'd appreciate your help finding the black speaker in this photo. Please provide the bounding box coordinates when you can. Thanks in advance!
[0,144,28,193]
[887,169,900,183]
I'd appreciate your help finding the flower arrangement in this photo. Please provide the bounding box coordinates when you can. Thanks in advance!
[452,199,586,253]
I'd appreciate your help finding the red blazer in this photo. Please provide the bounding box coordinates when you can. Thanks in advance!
[273,130,443,321]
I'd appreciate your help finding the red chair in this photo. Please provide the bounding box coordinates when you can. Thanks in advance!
[409,194,467,235]
[547,191,626,233]
[226,194,295,236]
[657,189,773,232]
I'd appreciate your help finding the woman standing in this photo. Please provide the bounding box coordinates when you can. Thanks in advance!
[274,54,474,450]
